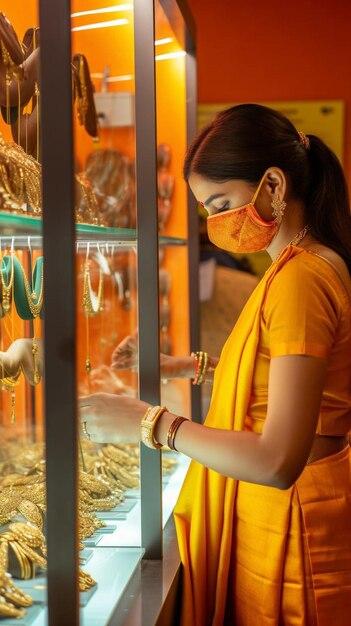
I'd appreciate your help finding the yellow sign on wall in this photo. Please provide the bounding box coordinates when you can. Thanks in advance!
[198,100,345,163]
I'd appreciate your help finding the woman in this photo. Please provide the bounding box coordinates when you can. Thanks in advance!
[80,104,351,626]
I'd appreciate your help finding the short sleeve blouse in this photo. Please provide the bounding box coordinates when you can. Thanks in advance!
[247,250,351,436]
[262,251,348,359]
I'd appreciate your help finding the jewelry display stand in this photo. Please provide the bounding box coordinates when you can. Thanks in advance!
[0,0,198,624]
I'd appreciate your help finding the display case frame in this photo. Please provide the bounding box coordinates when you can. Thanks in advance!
[0,0,198,624]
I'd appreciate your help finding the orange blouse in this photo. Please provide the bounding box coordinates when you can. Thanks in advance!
[247,250,351,435]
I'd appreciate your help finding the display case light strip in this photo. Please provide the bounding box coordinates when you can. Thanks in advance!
[107,75,134,82]
[72,18,128,31]
[155,51,186,61]
[71,5,132,18]
[155,37,173,46]
[91,73,133,82]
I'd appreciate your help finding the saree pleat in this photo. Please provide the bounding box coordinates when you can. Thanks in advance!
[174,246,351,626]
[296,446,351,625]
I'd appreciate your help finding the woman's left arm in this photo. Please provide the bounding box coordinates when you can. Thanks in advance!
[79,354,328,490]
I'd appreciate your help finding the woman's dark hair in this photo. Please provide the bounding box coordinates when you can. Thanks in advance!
[184,103,351,272]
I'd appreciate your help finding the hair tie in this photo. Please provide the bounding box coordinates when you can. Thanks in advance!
[298,131,310,150]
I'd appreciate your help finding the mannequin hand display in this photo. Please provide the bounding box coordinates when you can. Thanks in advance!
[0,338,43,385]
[79,393,151,443]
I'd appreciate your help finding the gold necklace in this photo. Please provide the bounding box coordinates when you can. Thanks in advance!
[82,257,104,375]
[289,224,310,247]
[83,260,104,317]
[21,261,44,318]
[0,253,14,314]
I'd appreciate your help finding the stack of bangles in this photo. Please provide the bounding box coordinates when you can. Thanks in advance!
[140,405,187,452]
[191,350,211,385]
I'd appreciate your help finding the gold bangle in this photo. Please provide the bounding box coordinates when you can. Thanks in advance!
[197,351,209,385]
[191,351,209,385]
[140,405,168,449]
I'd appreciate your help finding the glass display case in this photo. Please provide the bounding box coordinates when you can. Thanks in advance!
[0,1,197,625]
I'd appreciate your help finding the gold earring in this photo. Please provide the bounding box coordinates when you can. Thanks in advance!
[271,194,286,220]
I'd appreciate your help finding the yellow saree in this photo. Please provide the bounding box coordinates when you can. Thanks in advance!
[174,245,351,626]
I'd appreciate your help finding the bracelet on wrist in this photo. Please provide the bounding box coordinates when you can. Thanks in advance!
[140,405,168,449]
[191,350,209,385]
[167,416,188,451]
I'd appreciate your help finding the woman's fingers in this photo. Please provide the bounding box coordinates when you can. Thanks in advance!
[111,335,137,369]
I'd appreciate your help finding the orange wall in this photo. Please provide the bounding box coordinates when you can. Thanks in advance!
[187,0,351,179]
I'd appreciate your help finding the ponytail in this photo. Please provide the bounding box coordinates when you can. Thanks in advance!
[306,136,351,273]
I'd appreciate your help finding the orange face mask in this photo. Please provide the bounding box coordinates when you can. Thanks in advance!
[206,175,282,253]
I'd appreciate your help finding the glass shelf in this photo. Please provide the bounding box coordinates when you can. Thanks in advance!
[0,213,186,246]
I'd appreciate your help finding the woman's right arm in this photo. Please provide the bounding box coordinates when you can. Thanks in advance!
[111,334,218,383]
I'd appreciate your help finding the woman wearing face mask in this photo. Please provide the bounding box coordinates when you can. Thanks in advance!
[80,104,351,626]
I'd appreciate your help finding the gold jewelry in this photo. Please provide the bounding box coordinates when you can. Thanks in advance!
[31,338,41,384]
[271,194,287,220]
[79,472,112,497]
[2,537,31,579]
[0,252,13,314]
[0,373,21,424]
[79,489,121,512]
[77,55,89,126]
[79,568,96,591]
[191,351,209,385]
[0,135,41,213]
[83,259,104,317]
[0,597,26,618]
[140,405,168,449]
[14,541,46,569]
[0,491,22,521]
[0,543,33,607]
[103,444,139,468]
[83,255,104,375]
[0,160,24,207]
[105,461,139,489]
[21,482,46,507]
[8,522,45,549]
[289,224,310,247]
[17,500,43,530]
[81,421,91,440]
[20,260,44,318]
[75,173,100,225]
[0,38,24,135]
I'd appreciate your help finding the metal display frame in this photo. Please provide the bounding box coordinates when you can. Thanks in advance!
[37,0,197,622]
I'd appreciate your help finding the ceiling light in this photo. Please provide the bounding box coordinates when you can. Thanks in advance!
[154,37,173,46]
[71,5,132,18]
[91,73,133,82]
[155,51,186,61]
[72,18,128,32]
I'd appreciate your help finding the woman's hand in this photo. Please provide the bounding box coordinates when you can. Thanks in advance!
[111,335,138,370]
[78,393,151,444]
[111,334,196,380]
